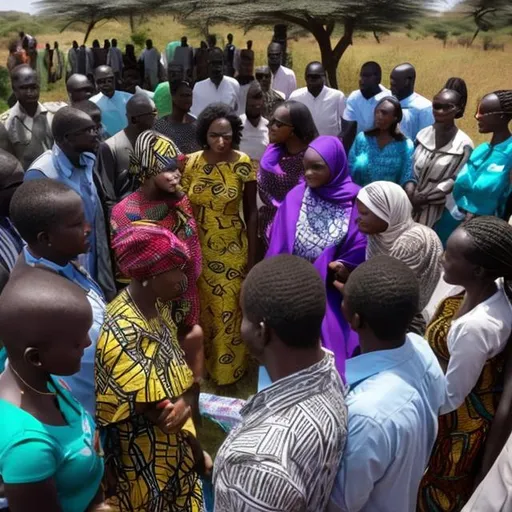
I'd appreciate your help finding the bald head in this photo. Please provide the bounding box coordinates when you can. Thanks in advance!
[390,63,416,100]
[268,42,283,70]
[94,65,115,97]
[127,94,157,131]
[66,73,94,104]
[11,64,39,108]
[0,271,91,374]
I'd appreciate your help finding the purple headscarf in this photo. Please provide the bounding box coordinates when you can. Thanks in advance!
[266,135,367,378]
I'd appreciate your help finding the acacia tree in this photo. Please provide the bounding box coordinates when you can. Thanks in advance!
[465,0,512,45]
[163,0,435,88]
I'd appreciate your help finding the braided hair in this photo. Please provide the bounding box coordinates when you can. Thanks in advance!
[462,216,512,282]
[494,90,512,120]
[444,77,468,118]
[242,255,326,349]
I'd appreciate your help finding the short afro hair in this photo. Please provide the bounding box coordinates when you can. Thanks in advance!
[195,102,243,149]
[344,255,419,342]
[242,255,326,349]
[10,180,79,244]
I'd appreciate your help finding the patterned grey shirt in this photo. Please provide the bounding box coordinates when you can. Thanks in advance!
[213,352,348,512]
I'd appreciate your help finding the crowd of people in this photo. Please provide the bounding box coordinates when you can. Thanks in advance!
[0,28,512,512]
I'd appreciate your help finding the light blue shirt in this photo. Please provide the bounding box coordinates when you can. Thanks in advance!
[399,92,435,141]
[329,334,445,512]
[23,247,106,417]
[90,90,133,138]
[24,144,99,279]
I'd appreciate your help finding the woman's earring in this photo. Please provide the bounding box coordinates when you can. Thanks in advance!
[47,242,52,247]
[142,280,148,287]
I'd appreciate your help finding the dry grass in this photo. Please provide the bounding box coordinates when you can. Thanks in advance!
[1,16,511,144]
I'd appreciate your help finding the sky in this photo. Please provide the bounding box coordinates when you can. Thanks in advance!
[1,0,462,15]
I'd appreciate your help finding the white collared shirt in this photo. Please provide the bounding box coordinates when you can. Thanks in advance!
[271,65,297,99]
[190,76,241,117]
[329,334,445,512]
[239,114,269,162]
[290,86,346,136]
[343,85,391,133]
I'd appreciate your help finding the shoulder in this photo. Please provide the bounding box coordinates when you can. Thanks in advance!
[289,87,307,99]
[25,150,54,175]
[89,93,103,104]
[346,89,361,102]
[325,86,345,99]
[193,79,208,91]
[41,101,67,114]
[454,129,474,149]
[415,93,433,109]
[0,107,15,124]
[281,65,296,77]
[117,91,133,102]
[416,125,434,144]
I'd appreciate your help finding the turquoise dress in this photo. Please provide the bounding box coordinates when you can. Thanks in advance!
[435,136,512,244]
[0,379,104,511]
[348,132,415,187]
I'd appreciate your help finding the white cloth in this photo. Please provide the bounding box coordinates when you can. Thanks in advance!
[441,279,512,414]
[462,428,512,511]
[290,86,346,136]
[329,333,445,512]
[399,92,435,141]
[239,114,269,162]
[106,46,123,74]
[343,86,391,133]
[238,82,252,115]
[190,76,241,118]
[139,47,160,90]
[271,65,297,99]
[135,85,154,99]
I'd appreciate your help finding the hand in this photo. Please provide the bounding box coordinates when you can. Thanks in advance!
[156,398,191,434]
[328,261,349,284]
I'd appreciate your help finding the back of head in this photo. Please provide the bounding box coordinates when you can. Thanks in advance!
[0,149,23,189]
[51,105,93,141]
[285,100,319,144]
[494,90,512,120]
[10,180,77,244]
[462,216,512,280]
[242,255,326,348]
[126,93,155,118]
[74,99,101,120]
[0,270,91,357]
[344,255,419,341]
[443,77,468,118]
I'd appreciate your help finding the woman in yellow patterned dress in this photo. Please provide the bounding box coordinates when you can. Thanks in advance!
[95,222,204,512]
[182,103,258,385]
[418,217,512,511]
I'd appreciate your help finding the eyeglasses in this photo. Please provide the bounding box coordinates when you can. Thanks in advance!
[134,110,158,119]
[255,73,270,80]
[433,102,456,111]
[306,74,324,80]
[270,118,293,128]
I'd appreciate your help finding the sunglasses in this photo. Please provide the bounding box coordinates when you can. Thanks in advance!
[270,118,293,128]
[256,73,270,80]
[433,102,456,111]
[306,74,324,80]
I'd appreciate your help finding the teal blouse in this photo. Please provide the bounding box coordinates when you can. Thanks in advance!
[453,136,512,216]
[348,132,415,187]
[0,379,104,512]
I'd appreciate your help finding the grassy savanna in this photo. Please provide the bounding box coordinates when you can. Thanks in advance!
[1,14,511,143]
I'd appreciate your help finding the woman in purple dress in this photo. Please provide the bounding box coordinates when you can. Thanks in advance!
[258,100,318,252]
[266,135,366,376]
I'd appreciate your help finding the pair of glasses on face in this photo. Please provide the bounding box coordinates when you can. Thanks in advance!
[255,73,270,80]
[134,110,158,119]
[306,74,324,80]
[433,103,456,111]
[270,118,293,128]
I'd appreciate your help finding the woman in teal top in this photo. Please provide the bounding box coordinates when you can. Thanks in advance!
[348,96,415,195]
[435,90,512,244]
[0,272,105,512]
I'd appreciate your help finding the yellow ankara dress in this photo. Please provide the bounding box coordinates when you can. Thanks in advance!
[182,151,255,385]
[95,289,202,511]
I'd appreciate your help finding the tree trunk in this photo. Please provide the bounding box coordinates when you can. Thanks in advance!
[129,12,135,33]
[373,31,381,44]
[83,20,97,45]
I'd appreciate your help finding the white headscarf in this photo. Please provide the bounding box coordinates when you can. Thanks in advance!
[357,180,443,310]
[357,181,414,258]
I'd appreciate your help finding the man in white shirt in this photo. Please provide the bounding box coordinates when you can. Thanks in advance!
[290,61,345,137]
[341,61,390,150]
[390,63,434,141]
[267,42,297,99]
[329,255,445,512]
[240,82,269,163]
[190,48,240,118]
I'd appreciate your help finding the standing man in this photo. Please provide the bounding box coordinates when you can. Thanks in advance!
[341,61,390,151]
[329,256,445,512]
[101,94,157,200]
[255,65,284,119]
[390,63,434,141]
[53,42,64,82]
[267,42,296,99]
[139,39,161,92]
[239,82,269,164]
[214,255,347,511]
[190,48,240,117]
[174,36,194,81]
[153,61,184,118]
[90,65,133,138]
[66,40,79,79]
[23,106,115,300]
[290,61,346,137]
[224,33,236,77]
[0,65,65,170]
[66,74,94,105]
[107,38,124,85]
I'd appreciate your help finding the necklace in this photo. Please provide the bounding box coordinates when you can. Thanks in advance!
[10,365,56,397]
